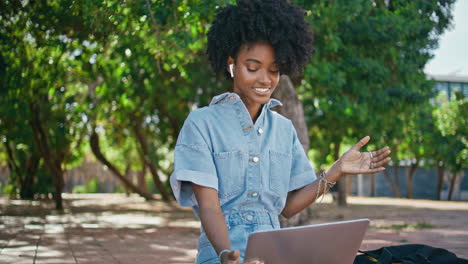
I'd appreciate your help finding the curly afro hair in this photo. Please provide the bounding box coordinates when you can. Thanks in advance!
[207,0,314,79]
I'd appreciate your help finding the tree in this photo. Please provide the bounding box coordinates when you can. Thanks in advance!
[1,0,459,210]
[398,91,466,200]
[0,0,114,209]
[296,0,455,205]
[433,92,467,200]
[84,0,229,200]
[398,97,438,198]
[0,108,41,199]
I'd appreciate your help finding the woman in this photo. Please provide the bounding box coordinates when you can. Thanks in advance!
[170,1,391,263]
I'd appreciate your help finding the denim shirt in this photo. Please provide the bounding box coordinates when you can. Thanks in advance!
[170,92,316,263]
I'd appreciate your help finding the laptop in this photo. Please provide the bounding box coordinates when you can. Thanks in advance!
[244,218,369,264]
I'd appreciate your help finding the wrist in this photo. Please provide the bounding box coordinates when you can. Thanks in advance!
[326,160,343,182]
[218,249,230,262]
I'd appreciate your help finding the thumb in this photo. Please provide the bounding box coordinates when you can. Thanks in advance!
[228,250,240,260]
[352,136,370,151]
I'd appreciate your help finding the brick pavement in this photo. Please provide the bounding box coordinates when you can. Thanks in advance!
[1,194,467,263]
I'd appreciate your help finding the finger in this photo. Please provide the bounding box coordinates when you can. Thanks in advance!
[229,250,240,261]
[352,136,370,151]
[374,146,390,157]
[366,167,386,174]
[373,157,391,168]
[372,147,391,162]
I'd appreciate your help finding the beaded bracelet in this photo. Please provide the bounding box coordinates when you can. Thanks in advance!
[315,171,336,203]
[320,171,336,188]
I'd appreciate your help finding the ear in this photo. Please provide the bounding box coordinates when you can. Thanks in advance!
[227,56,235,70]
[227,56,235,78]
[227,56,235,65]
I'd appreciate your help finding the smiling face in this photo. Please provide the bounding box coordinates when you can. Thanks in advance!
[227,42,280,119]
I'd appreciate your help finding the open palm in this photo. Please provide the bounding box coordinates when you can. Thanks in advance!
[339,136,391,175]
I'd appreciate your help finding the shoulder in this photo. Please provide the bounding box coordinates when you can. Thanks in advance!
[187,92,238,122]
[184,105,223,126]
[177,107,214,146]
[185,106,211,123]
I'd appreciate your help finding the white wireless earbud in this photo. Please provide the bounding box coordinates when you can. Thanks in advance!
[229,64,234,78]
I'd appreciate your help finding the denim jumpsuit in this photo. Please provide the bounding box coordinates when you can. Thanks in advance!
[170,92,316,263]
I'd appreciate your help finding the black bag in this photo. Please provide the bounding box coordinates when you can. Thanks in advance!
[353,244,468,264]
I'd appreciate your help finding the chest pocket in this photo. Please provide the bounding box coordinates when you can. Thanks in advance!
[269,150,292,195]
[213,150,246,201]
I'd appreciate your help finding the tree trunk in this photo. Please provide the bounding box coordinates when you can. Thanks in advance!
[369,173,375,197]
[20,155,40,199]
[406,161,419,199]
[382,169,398,197]
[436,164,444,200]
[123,164,132,196]
[447,171,459,201]
[4,141,23,197]
[272,76,309,150]
[393,163,401,197]
[132,121,171,201]
[346,173,353,195]
[392,145,401,197]
[138,163,149,194]
[29,103,64,210]
[6,141,40,199]
[273,75,311,227]
[136,145,151,193]
[89,130,154,200]
[334,141,347,207]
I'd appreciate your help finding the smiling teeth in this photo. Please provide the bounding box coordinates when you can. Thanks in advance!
[255,88,269,92]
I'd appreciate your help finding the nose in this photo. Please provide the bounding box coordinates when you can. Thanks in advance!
[258,69,272,86]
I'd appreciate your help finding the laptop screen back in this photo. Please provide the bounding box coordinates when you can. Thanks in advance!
[244,218,369,264]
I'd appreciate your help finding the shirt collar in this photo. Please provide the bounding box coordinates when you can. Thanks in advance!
[209,92,282,109]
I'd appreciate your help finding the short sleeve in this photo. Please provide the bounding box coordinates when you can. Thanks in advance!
[170,118,218,207]
[288,126,316,192]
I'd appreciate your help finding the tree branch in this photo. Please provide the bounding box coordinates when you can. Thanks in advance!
[89,129,154,200]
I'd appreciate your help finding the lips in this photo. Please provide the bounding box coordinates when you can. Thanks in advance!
[253,87,271,95]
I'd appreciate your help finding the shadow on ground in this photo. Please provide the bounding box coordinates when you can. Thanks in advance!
[1,194,467,263]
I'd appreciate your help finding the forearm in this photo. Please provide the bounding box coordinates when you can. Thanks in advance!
[282,136,392,218]
[198,206,232,254]
[281,161,343,218]
[192,184,232,255]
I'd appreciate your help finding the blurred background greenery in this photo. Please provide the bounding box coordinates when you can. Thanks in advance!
[0,0,466,210]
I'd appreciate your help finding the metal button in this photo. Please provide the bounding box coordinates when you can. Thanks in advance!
[258,128,264,134]
[246,215,254,221]
[252,157,259,163]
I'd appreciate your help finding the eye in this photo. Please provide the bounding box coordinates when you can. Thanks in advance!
[247,68,258,72]
[270,65,279,73]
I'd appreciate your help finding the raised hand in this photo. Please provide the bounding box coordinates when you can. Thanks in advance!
[338,136,391,175]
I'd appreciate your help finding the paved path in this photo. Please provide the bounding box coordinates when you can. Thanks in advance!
[1,194,467,263]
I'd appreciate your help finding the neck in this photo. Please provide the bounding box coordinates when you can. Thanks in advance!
[248,104,262,123]
[240,96,262,123]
